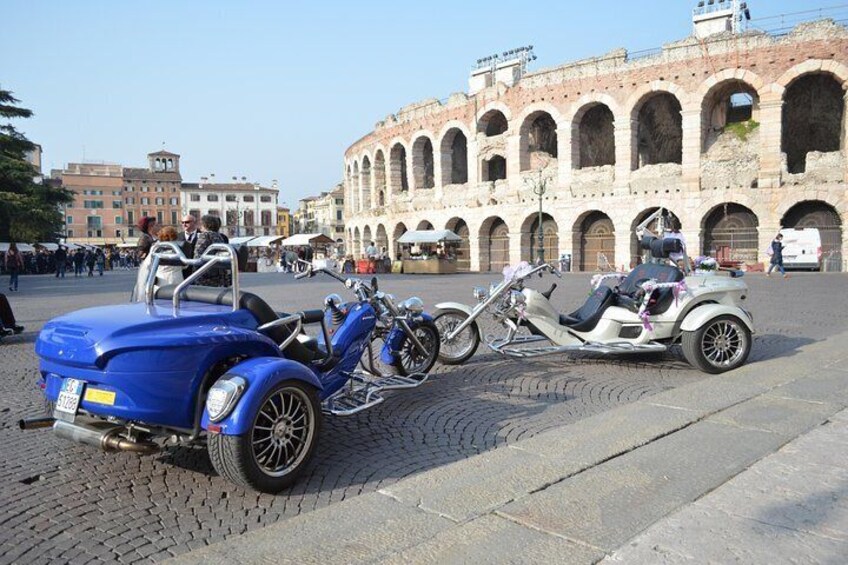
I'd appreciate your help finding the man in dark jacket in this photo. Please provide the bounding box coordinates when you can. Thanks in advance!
[766,233,789,279]
[72,249,85,277]
[54,245,67,278]
[176,214,198,278]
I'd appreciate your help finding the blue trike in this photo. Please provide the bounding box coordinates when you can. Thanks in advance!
[21,243,440,492]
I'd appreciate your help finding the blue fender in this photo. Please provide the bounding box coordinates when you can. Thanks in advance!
[380,313,434,364]
[201,357,323,435]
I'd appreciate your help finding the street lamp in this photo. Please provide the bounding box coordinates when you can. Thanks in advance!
[523,163,553,264]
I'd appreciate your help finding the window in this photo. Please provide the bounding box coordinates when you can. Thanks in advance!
[208,209,220,217]
[142,210,149,217]
[126,197,135,205]
[155,186,164,193]
[190,194,200,202]
[128,228,135,237]
[112,191,122,196]
[127,211,134,224]
[261,210,272,226]
[226,194,237,202]
[170,197,178,205]
[126,185,134,192]
[142,186,149,192]
[66,216,73,224]
[115,217,123,225]
[171,211,178,225]
[67,229,74,237]
[113,201,122,209]
[189,209,200,218]
[141,197,149,205]
[86,216,103,237]
[157,211,163,224]
[335,226,344,233]
[335,198,344,205]
[260,195,272,203]
[207,194,219,202]
[83,200,104,209]
[243,195,254,203]
[155,197,164,205]
[115,229,122,238]
[336,210,342,221]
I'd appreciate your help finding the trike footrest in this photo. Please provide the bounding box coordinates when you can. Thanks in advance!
[322,372,428,416]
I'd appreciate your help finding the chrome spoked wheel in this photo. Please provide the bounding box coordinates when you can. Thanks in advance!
[251,386,316,478]
[701,319,747,369]
[434,310,480,365]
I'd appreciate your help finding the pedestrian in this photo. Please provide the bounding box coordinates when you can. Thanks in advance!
[193,215,229,287]
[766,233,790,279]
[177,213,199,279]
[85,249,96,277]
[0,292,24,340]
[72,249,85,277]
[95,249,106,276]
[4,243,23,292]
[136,217,158,260]
[54,245,67,278]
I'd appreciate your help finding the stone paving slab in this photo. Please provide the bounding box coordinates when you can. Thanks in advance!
[498,421,783,551]
[766,368,848,406]
[172,492,454,565]
[382,403,698,522]
[603,411,848,564]
[380,514,603,565]
[708,395,839,437]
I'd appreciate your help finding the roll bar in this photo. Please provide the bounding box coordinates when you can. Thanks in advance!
[143,241,241,313]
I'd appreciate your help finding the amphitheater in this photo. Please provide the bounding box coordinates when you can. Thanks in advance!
[343,16,848,272]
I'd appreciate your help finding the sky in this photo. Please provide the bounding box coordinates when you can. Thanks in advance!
[1,0,843,206]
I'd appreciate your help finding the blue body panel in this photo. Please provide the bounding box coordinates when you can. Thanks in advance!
[36,301,279,429]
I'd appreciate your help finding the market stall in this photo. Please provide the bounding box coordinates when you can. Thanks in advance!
[247,235,285,272]
[396,230,461,274]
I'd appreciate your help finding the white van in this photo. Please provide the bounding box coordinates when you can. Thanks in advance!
[779,228,822,271]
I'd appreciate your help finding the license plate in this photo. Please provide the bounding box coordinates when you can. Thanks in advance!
[55,378,85,421]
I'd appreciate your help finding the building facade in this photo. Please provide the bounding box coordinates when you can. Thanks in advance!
[123,151,183,239]
[53,163,125,245]
[180,179,278,238]
[343,18,848,272]
[277,206,293,238]
[294,184,345,241]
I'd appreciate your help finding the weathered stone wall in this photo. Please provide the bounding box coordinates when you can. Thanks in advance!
[343,20,848,271]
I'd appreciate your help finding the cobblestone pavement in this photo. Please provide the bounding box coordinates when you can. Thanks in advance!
[0,270,844,564]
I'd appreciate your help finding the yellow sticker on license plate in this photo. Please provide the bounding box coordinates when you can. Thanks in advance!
[84,388,116,406]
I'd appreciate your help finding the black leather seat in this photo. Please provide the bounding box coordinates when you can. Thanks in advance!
[615,263,685,315]
[155,285,322,365]
[559,286,615,333]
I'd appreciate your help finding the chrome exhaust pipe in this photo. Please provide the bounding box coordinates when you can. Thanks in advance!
[19,417,55,430]
[53,419,159,455]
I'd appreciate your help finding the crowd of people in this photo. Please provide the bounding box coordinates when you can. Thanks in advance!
[0,243,146,287]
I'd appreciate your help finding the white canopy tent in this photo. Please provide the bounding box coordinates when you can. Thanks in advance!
[228,236,256,245]
[396,230,462,244]
[37,243,59,251]
[280,233,335,247]
[247,235,285,248]
[0,243,35,252]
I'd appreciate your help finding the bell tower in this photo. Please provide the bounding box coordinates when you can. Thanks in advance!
[148,150,181,173]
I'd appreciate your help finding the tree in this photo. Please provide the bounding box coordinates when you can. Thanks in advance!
[0,88,72,242]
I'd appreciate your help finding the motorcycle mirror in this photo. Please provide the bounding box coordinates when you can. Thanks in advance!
[371,277,378,291]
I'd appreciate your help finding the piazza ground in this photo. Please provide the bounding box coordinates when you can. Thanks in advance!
[0,269,845,563]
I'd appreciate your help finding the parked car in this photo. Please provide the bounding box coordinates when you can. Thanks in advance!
[780,228,822,271]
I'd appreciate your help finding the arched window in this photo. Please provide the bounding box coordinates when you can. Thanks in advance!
[478,110,508,136]
[412,137,435,189]
[635,92,683,167]
[782,73,845,174]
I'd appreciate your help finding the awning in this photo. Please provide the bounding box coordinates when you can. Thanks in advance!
[0,243,35,252]
[397,230,462,244]
[37,243,59,251]
[246,235,285,247]
[228,236,257,245]
[280,233,335,247]
[116,243,137,248]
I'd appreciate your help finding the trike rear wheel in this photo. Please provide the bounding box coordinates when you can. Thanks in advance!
[682,315,751,374]
[433,309,479,365]
[208,380,321,493]
[392,320,440,376]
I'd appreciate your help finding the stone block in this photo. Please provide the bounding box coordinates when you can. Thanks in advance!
[709,395,839,438]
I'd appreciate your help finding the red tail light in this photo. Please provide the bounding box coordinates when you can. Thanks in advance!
[817,246,823,260]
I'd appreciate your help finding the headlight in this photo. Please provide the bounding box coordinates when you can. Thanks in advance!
[509,291,526,307]
[206,376,247,422]
[400,297,425,315]
[472,286,488,301]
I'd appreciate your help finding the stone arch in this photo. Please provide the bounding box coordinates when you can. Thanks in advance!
[519,109,559,171]
[353,226,362,258]
[439,127,469,185]
[393,222,408,258]
[389,141,410,193]
[573,210,615,271]
[373,148,387,191]
[631,90,683,167]
[411,134,435,189]
[360,155,372,211]
[445,216,471,272]
[482,154,507,182]
[477,107,510,137]
[572,101,617,169]
[417,219,434,231]
[375,224,389,256]
[781,200,843,271]
[700,77,762,153]
[775,60,848,93]
[520,212,559,263]
[781,72,846,174]
[479,216,510,272]
[351,161,360,213]
[362,225,373,252]
[630,207,682,267]
[701,203,759,266]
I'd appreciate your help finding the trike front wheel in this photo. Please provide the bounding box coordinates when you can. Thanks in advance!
[682,315,751,374]
[393,320,440,376]
[433,309,480,365]
[208,380,321,493]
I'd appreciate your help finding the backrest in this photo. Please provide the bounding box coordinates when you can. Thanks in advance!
[618,263,684,296]
[155,285,277,326]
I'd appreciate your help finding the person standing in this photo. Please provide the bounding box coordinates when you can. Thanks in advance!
[95,249,106,276]
[5,243,23,292]
[766,233,789,279]
[72,249,85,277]
[136,217,158,261]
[177,214,198,277]
[54,245,67,278]
[85,249,96,277]
[193,215,229,287]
